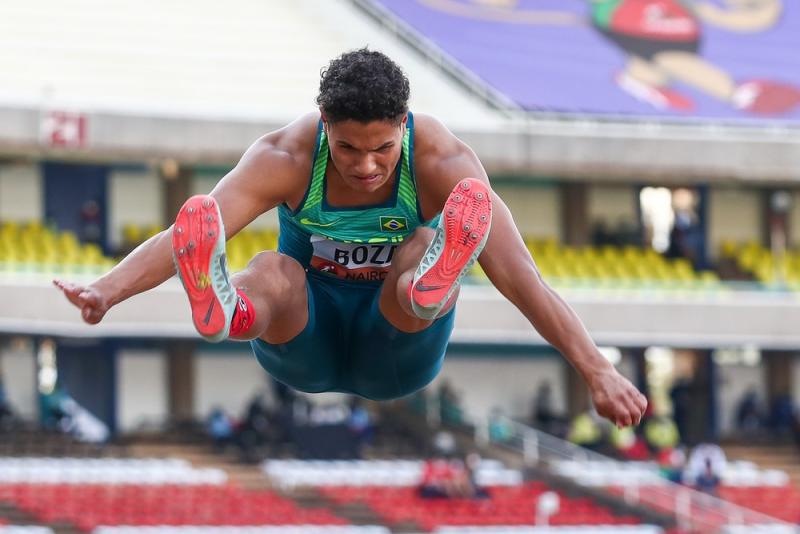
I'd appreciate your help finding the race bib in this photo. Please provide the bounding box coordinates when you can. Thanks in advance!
[309,234,399,282]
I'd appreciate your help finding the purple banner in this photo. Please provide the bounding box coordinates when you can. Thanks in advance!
[372,0,800,123]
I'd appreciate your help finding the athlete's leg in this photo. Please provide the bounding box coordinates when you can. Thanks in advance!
[348,287,456,400]
[379,226,439,333]
[229,251,308,343]
[378,178,492,332]
[172,195,307,344]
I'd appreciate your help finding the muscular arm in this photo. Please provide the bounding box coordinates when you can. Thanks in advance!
[415,115,647,426]
[55,113,316,323]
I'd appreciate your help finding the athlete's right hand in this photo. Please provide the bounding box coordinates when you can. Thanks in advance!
[53,279,110,325]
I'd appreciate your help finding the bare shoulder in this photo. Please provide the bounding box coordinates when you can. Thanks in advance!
[412,113,463,158]
[245,111,320,173]
[230,112,321,206]
[412,113,489,218]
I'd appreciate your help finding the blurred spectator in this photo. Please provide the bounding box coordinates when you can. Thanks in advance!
[567,411,603,452]
[438,379,463,425]
[530,382,565,436]
[694,458,721,497]
[666,189,707,270]
[669,377,692,444]
[418,452,486,500]
[609,424,649,460]
[464,452,490,499]
[418,454,460,499]
[206,406,234,451]
[644,415,680,453]
[685,442,726,486]
[0,374,15,431]
[348,397,375,456]
[658,447,686,484]
[735,388,762,438]
[236,393,272,463]
[590,219,613,246]
[768,394,795,438]
[79,200,103,246]
[41,388,108,443]
[488,407,514,443]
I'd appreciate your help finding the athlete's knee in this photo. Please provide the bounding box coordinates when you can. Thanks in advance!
[235,251,306,297]
[393,226,434,266]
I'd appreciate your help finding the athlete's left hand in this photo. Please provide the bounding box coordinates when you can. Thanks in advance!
[588,368,648,428]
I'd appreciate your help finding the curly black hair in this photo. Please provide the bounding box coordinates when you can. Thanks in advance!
[317,48,410,124]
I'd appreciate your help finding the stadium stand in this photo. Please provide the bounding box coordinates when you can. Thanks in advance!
[552,459,790,488]
[0,221,115,275]
[94,529,389,534]
[721,240,800,288]
[2,3,800,534]
[263,459,651,533]
[3,484,350,532]
[119,224,718,287]
[434,529,662,534]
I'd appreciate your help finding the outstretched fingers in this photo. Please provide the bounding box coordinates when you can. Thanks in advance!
[53,279,85,307]
[53,279,105,324]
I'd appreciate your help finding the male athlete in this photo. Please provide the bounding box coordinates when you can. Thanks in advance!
[55,49,647,427]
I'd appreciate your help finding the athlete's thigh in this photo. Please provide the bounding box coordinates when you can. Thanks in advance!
[249,276,342,393]
[346,290,456,401]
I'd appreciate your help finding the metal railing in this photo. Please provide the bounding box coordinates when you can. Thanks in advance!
[476,414,797,534]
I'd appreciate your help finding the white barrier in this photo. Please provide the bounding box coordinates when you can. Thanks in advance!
[93,527,390,534]
[0,458,227,485]
[435,527,664,534]
[262,459,522,488]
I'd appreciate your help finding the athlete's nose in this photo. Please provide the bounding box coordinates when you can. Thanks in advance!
[353,154,378,176]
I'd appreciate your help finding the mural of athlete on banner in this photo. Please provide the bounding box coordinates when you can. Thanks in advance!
[400,0,800,116]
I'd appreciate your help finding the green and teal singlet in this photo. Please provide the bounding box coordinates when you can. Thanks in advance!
[278,112,436,284]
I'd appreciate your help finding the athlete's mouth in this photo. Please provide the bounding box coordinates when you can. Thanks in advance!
[355,174,380,183]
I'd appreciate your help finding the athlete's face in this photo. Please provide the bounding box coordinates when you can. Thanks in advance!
[324,115,407,194]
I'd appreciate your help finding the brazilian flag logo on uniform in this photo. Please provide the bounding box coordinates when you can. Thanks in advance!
[380,216,407,232]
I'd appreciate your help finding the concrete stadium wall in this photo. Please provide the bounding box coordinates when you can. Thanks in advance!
[0,164,41,222]
[709,187,761,259]
[588,184,638,228]
[108,169,162,248]
[193,350,271,420]
[116,349,167,432]
[1,336,782,439]
[430,354,567,422]
[0,339,37,419]
[493,184,559,239]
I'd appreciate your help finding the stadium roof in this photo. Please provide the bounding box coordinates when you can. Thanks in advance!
[0,0,798,182]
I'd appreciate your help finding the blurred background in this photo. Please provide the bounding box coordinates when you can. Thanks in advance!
[1,0,800,533]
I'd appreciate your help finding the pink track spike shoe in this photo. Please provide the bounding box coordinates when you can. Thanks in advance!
[172,195,237,342]
[410,178,492,320]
